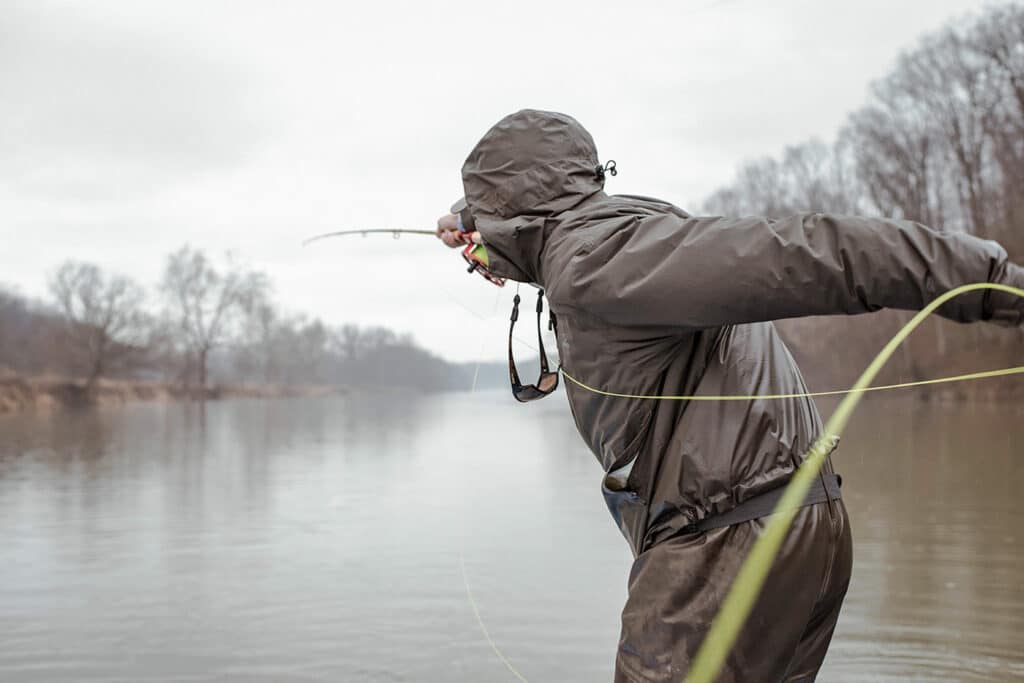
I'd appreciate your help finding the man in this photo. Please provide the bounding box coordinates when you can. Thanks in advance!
[436,109,1024,682]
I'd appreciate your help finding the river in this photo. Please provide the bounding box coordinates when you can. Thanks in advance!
[1,392,1022,682]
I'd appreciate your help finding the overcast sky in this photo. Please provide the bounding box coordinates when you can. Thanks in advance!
[1,0,988,362]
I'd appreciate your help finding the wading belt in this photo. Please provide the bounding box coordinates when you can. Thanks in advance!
[687,474,842,533]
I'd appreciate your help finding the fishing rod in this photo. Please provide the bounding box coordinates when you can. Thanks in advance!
[302,228,436,245]
[302,228,507,287]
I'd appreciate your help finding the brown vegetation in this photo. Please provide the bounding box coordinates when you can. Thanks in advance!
[0,371,339,414]
[161,246,267,391]
[1,245,504,414]
[701,3,1024,398]
[49,261,149,391]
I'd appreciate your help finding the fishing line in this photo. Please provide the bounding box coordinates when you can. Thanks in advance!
[460,286,532,682]
[304,226,531,678]
[461,284,1021,682]
[305,230,1022,680]
[683,282,1024,683]
[459,553,531,683]
[680,0,745,16]
[470,286,504,393]
[441,284,502,326]
[561,365,1024,401]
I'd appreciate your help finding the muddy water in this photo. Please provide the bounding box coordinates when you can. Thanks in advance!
[1,393,1022,682]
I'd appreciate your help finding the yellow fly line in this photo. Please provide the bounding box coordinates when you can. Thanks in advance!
[557,282,1023,683]
[562,365,1024,401]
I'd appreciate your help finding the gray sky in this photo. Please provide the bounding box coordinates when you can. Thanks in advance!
[1,0,987,361]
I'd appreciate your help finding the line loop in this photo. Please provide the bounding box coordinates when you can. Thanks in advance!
[685,282,1024,683]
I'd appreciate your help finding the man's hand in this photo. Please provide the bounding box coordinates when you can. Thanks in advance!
[436,213,464,248]
[987,261,1024,326]
[436,213,481,248]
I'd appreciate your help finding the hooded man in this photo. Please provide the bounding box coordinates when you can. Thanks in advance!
[436,109,1024,682]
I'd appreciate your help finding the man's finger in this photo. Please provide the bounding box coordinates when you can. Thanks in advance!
[440,231,462,248]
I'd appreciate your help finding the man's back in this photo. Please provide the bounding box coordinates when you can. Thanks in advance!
[448,108,1024,681]
[538,192,832,555]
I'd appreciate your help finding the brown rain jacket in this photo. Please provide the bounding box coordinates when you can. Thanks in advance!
[462,109,1024,560]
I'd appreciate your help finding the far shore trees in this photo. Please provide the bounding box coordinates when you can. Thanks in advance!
[49,261,148,391]
[4,4,1021,400]
[700,3,1024,388]
[161,246,268,391]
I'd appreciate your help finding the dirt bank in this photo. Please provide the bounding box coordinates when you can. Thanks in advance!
[0,374,340,414]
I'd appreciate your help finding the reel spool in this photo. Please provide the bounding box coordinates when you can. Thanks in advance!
[462,240,506,287]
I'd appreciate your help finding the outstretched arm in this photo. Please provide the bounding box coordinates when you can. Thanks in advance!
[571,213,1024,329]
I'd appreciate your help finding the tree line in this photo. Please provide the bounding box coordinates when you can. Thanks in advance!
[0,246,496,395]
[699,3,1024,393]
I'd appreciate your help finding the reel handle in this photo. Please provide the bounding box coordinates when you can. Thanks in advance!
[460,239,505,287]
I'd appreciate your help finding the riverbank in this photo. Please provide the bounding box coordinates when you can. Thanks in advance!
[1,369,1020,415]
[0,374,340,414]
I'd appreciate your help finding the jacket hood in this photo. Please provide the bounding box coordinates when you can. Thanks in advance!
[459,109,606,283]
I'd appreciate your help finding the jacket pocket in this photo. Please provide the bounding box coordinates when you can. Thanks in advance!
[602,473,649,558]
[600,407,654,557]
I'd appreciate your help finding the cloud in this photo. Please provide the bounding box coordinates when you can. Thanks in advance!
[0,2,280,201]
[0,0,991,361]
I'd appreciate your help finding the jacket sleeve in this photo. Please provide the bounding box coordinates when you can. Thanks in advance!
[569,213,1024,329]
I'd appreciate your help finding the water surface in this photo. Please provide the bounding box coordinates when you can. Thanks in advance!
[1,393,1022,681]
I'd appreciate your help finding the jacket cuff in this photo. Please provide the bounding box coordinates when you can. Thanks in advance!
[985,260,1024,327]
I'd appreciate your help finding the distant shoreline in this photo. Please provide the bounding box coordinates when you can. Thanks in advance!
[0,374,341,414]
[2,370,1021,416]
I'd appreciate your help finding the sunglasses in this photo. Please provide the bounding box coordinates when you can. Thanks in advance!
[508,289,560,402]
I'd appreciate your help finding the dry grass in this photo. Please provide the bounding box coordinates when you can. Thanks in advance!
[0,374,339,414]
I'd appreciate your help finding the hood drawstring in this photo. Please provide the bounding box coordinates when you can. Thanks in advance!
[594,160,618,182]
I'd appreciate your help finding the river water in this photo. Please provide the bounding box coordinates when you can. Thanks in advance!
[1,392,1022,682]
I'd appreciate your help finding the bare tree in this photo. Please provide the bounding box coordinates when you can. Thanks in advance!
[0,286,64,376]
[161,246,267,391]
[49,262,148,390]
[701,140,857,218]
[251,301,279,384]
[780,140,860,214]
[234,305,330,386]
[698,4,1024,391]
[280,318,329,385]
[967,3,1024,254]
[842,99,946,225]
[896,28,1003,234]
[335,323,362,364]
[701,156,789,217]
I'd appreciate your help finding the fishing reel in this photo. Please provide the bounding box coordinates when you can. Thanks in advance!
[460,233,506,287]
[450,197,505,287]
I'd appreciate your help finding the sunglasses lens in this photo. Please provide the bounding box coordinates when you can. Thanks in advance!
[538,372,559,393]
[513,385,546,403]
[513,372,560,403]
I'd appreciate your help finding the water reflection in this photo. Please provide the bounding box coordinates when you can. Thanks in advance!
[825,398,1024,681]
[0,393,1022,681]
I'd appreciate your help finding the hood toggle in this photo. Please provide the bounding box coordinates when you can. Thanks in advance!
[594,159,618,182]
